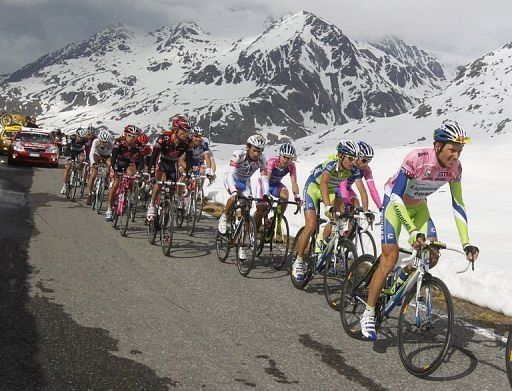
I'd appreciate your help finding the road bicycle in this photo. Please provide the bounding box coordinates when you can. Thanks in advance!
[215,194,259,277]
[256,197,300,270]
[181,172,207,236]
[65,158,81,201]
[344,207,378,258]
[111,173,140,237]
[78,161,90,199]
[147,179,185,256]
[340,240,472,377]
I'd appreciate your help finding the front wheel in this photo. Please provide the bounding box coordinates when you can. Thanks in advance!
[506,331,512,387]
[289,226,315,290]
[339,254,376,339]
[269,214,290,270]
[186,192,197,236]
[216,232,230,262]
[323,238,358,311]
[161,205,174,256]
[119,197,131,237]
[397,275,454,378]
[236,216,258,277]
[357,229,377,258]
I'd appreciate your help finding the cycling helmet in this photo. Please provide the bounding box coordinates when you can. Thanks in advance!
[433,120,471,144]
[124,125,141,135]
[171,115,191,132]
[279,143,296,158]
[98,130,110,142]
[76,127,87,138]
[192,126,204,136]
[137,133,149,145]
[246,134,267,149]
[357,141,374,160]
[336,140,359,157]
[86,125,95,135]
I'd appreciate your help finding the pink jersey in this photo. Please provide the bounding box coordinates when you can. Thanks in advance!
[266,156,297,186]
[340,165,382,209]
[384,147,462,201]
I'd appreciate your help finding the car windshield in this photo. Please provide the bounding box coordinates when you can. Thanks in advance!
[16,132,52,143]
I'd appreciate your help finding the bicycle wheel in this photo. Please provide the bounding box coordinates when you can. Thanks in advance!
[95,177,106,214]
[289,226,315,290]
[236,216,258,277]
[357,228,377,258]
[147,212,159,245]
[65,169,74,199]
[270,214,290,270]
[161,204,174,256]
[130,185,139,222]
[506,331,512,387]
[71,167,80,201]
[79,168,87,198]
[119,197,131,237]
[324,238,358,311]
[216,232,230,262]
[186,192,197,236]
[397,275,453,377]
[196,185,204,221]
[340,254,376,339]
[175,198,185,229]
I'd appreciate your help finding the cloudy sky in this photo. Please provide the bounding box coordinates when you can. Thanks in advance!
[0,0,511,74]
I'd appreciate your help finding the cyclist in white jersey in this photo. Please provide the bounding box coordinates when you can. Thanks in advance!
[218,135,269,262]
[86,130,113,205]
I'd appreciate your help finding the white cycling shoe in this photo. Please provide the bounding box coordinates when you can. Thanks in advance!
[360,315,377,341]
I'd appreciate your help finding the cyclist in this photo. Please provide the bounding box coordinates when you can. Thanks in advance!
[137,133,152,172]
[105,125,145,221]
[146,115,193,220]
[359,120,480,341]
[291,140,370,281]
[253,143,301,231]
[339,141,382,216]
[218,135,268,260]
[190,126,216,179]
[85,130,113,205]
[60,127,88,194]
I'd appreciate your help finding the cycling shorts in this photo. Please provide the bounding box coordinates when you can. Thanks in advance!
[380,195,437,245]
[157,158,179,182]
[191,158,205,168]
[114,159,134,174]
[223,176,251,196]
[303,179,335,212]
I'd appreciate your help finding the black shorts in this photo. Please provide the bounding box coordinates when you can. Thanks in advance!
[157,158,178,182]
[115,159,134,173]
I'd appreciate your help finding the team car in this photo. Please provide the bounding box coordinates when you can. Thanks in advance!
[7,127,60,167]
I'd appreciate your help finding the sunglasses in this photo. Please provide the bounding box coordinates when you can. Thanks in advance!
[344,155,356,162]
[192,134,202,138]
[361,158,372,163]
[125,134,136,139]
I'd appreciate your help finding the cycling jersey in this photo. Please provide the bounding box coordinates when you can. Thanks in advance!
[340,165,382,209]
[381,147,469,246]
[256,156,297,199]
[66,135,87,159]
[111,136,145,170]
[225,149,267,195]
[191,139,210,162]
[88,138,113,162]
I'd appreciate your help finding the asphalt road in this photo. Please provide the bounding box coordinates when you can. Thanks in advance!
[0,159,510,390]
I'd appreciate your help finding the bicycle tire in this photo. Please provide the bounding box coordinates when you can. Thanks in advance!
[398,275,453,377]
[506,331,512,387]
[130,185,139,222]
[340,254,377,339]
[289,226,315,289]
[79,168,87,198]
[161,204,174,256]
[215,232,230,262]
[236,216,258,277]
[357,228,377,258]
[196,185,204,221]
[95,177,106,214]
[70,167,80,201]
[323,238,358,311]
[186,192,197,236]
[147,214,158,245]
[65,169,73,199]
[270,214,290,270]
[119,197,131,237]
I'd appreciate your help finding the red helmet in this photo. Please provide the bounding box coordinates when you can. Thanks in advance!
[137,133,149,145]
[124,125,141,135]
[171,115,191,132]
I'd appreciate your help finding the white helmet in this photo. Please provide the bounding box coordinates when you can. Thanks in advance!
[279,143,296,158]
[192,126,205,136]
[434,120,471,144]
[246,134,267,149]
[336,140,359,157]
[357,141,374,160]
[98,130,110,142]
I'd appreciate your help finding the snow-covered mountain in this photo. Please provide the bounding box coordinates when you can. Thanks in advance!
[0,11,448,143]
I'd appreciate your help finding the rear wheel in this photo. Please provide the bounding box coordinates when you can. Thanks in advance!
[398,276,453,377]
[269,214,290,270]
[289,226,315,290]
[236,216,258,277]
[323,238,358,311]
[340,255,376,339]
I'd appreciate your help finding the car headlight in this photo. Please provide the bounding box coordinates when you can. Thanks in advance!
[47,146,59,154]
[13,142,25,152]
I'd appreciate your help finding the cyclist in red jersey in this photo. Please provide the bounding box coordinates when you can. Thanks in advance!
[147,115,193,219]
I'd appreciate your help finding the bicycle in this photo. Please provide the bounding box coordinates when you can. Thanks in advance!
[344,207,378,258]
[90,162,108,214]
[147,179,185,256]
[79,161,90,199]
[340,240,472,377]
[215,194,259,277]
[111,173,139,237]
[182,172,206,236]
[256,197,300,270]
